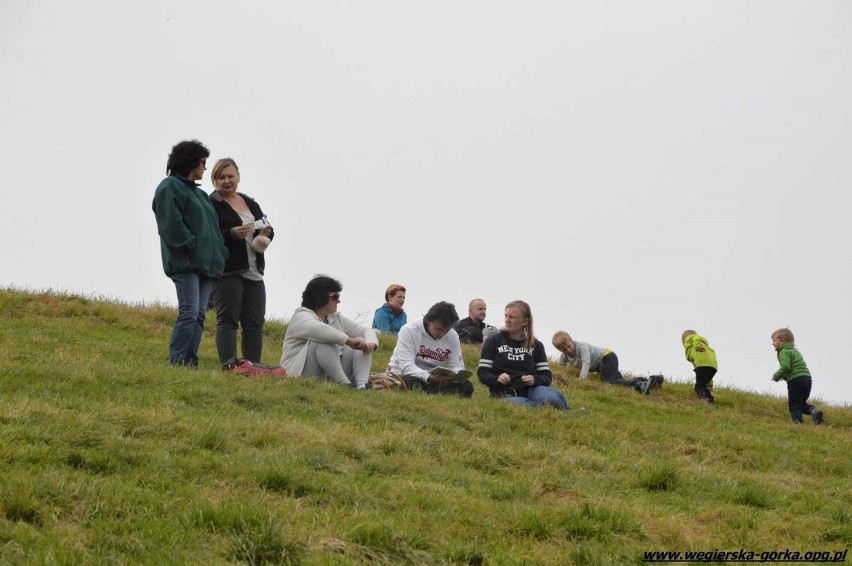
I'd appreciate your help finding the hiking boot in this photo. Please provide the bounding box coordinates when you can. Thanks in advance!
[811,409,824,425]
[634,378,652,395]
[649,374,664,390]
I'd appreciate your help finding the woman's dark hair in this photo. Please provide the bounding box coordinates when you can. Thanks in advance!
[423,301,459,327]
[301,275,343,310]
[166,139,210,176]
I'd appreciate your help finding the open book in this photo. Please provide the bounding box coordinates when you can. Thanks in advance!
[429,366,473,382]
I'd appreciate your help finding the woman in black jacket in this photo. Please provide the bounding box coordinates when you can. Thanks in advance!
[209,158,275,365]
[477,300,569,410]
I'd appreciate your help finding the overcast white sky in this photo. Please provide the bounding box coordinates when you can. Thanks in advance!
[2,1,850,405]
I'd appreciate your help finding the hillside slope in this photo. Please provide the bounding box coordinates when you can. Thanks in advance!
[0,289,849,565]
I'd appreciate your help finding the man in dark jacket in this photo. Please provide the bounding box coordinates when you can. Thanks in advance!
[454,298,493,346]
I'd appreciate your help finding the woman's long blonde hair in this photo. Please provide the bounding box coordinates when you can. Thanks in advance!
[502,300,534,349]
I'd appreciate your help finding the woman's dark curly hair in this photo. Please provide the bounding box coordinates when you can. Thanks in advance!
[166,139,210,176]
[301,275,343,310]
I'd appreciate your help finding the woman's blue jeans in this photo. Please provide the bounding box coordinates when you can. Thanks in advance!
[503,386,570,410]
[169,273,213,367]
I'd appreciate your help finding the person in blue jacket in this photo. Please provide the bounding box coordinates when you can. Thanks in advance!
[372,283,407,335]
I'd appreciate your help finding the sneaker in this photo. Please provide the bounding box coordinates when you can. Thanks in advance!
[811,409,824,425]
[635,378,652,395]
[649,374,664,390]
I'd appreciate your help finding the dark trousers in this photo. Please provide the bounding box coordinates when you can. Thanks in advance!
[599,352,636,388]
[694,366,717,401]
[786,376,815,423]
[401,375,474,398]
[212,275,266,364]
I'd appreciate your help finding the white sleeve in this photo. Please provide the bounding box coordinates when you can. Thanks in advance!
[362,326,379,346]
[338,314,379,345]
[289,311,347,345]
[448,331,466,372]
[392,326,430,382]
[579,344,591,379]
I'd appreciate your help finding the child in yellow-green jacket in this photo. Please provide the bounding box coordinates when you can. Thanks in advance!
[681,330,717,403]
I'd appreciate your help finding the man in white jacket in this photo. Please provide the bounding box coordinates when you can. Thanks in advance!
[280,275,378,389]
[389,301,474,397]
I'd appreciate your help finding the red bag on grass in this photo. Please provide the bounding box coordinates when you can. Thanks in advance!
[222,358,286,378]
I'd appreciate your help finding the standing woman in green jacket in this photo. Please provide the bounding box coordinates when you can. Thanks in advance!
[152,140,226,367]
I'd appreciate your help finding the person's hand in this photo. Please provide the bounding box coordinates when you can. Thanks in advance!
[497,373,511,385]
[259,226,272,237]
[346,337,374,355]
[521,374,535,386]
[232,224,253,239]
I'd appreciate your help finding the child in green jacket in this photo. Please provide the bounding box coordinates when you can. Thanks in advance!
[771,328,824,424]
[681,330,717,403]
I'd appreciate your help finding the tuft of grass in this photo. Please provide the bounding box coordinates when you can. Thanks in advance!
[638,464,680,492]
[194,503,304,564]
[557,503,636,541]
[728,482,778,509]
[0,487,43,526]
[821,507,852,543]
[257,469,319,498]
[194,425,231,452]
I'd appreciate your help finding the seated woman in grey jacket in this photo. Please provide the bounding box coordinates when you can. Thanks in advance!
[280,275,378,389]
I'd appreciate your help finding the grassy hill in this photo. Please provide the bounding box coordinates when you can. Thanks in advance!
[0,288,849,565]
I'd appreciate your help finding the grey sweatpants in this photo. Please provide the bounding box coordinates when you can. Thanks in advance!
[302,341,372,389]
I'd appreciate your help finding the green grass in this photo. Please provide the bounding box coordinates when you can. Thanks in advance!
[0,288,849,564]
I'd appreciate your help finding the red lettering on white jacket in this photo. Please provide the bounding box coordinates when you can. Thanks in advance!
[417,345,451,362]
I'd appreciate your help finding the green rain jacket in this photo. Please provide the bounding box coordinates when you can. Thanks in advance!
[683,333,718,369]
[152,175,226,278]
[772,342,810,382]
